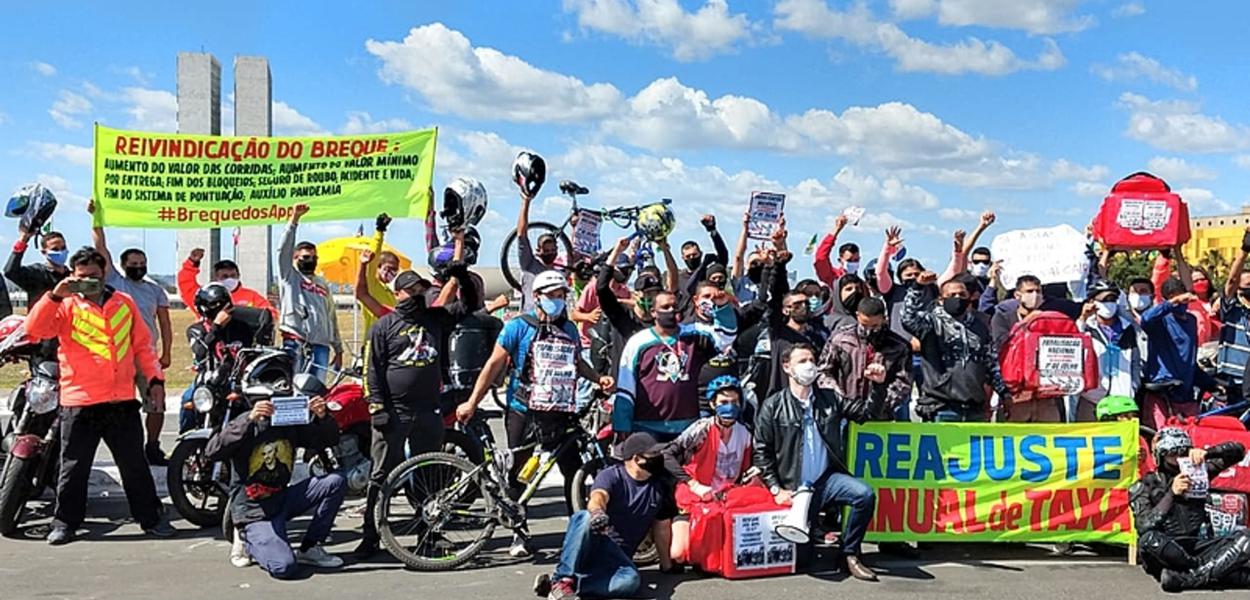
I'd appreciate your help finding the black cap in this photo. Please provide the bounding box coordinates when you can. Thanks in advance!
[617,432,663,460]
[634,272,663,293]
[706,263,728,278]
[393,270,429,293]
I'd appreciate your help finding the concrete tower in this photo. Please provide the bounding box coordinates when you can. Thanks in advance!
[233,56,274,295]
[174,52,222,287]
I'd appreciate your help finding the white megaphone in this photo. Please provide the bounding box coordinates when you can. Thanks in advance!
[773,486,814,545]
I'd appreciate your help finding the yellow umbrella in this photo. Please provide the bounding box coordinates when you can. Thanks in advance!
[316,236,412,286]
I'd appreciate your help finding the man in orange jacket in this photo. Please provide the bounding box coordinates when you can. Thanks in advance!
[177,247,276,320]
[26,247,175,545]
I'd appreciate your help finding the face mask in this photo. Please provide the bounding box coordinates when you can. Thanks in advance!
[683,256,702,271]
[537,296,565,318]
[378,268,397,284]
[1239,288,1250,301]
[942,296,970,317]
[1019,291,1042,311]
[641,456,665,474]
[790,362,820,387]
[220,277,240,292]
[1092,301,1117,320]
[857,324,882,340]
[842,291,863,313]
[696,298,716,319]
[807,296,823,314]
[537,252,558,265]
[715,402,741,423]
[297,257,318,275]
[970,262,991,278]
[747,264,764,284]
[398,294,427,312]
[1128,292,1150,311]
[1193,280,1211,299]
[655,309,680,329]
[124,265,147,281]
[636,296,655,314]
[844,260,860,275]
[45,249,68,267]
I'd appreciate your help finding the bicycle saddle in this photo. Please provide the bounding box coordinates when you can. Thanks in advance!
[559,180,589,196]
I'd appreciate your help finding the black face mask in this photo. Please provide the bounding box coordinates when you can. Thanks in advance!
[655,309,680,329]
[613,268,632,284]
[858,325,882,341]
[1239,288,1250,301]
[942,297,971,317]
[538,252,558,265]
[641,456,665,474]
[297,257,318,275]
[842,291,863,314]
[747,264,764,284]
[683,256,702,271]
[124,266,147,281]
[396,294,426,314]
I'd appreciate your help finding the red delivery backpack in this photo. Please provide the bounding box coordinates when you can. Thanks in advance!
[686,484,796,579]
[1172,416,1250,495]
[1093,172,1191,250]
[1000,311,1099,400]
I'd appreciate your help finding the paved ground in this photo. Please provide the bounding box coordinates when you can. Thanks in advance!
[0,413,1203,600]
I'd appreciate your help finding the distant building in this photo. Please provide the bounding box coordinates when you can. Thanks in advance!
[1185,206,1250,265]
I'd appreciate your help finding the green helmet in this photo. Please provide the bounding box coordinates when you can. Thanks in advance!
[1096,395,1138,421]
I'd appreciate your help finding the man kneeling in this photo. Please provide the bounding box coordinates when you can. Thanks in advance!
[534,433,677,600]
[206,392,346,579]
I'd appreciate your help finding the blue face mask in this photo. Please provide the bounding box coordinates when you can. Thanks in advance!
[538,297,566,318]
[45,249,68,267]
[715,402,741,422]
[808,296,823,314]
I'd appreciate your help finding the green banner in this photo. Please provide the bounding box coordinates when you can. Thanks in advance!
[847,421,1137,544]
[92,125,437,228]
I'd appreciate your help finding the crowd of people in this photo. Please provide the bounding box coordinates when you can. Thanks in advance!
[5,166,1250,595]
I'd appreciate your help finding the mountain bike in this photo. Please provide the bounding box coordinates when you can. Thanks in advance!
[499,179,672,291]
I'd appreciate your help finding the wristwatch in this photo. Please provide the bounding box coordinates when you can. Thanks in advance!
[769,484,781,496]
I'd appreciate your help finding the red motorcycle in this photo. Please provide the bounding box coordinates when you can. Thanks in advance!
[0,315,61,536]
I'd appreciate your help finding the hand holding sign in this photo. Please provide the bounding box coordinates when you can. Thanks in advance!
[843,206,865,227]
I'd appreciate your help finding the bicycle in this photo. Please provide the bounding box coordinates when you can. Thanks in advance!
[374,403,612,571]
[499,179,672,291]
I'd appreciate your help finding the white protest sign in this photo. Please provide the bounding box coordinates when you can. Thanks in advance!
[747,192,785,240]
[1037,336,1086,394]
[731,510,796,571]
[270,395,310,427]
[990,224,1089,287]
[843,206,865,226]
[572,209,602,257]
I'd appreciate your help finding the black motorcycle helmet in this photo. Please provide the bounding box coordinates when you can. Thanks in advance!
[194,282,233,321]
[513,151,546,197]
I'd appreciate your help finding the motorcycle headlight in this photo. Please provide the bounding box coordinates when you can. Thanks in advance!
[26,378,59,415]
[192,387,215,413]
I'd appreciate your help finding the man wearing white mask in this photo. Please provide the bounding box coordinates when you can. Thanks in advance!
[178,248,276,320]
[1076,281,1141,421]
[753,343,879,582]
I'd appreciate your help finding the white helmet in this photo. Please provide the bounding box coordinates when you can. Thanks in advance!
[442,177,488,229]
[533,270,569,295]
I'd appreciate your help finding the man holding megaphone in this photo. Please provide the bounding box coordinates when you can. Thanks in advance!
[752,342,880,581]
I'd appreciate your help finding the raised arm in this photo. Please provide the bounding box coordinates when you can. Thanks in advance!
[177,249,205,313]
[962,211,995,256]
[1225,228,1250,299]
[516,192,537,273]
[279,204,310,281]
[937,229,967,286]
[901,272,939,339]
[814,214,848,288]
[658,237,679,292]
[87,199,114,276]
[354,250,388,319]
[732,211,750,279]
[1173,244,1194,291]
[877,227,903,294]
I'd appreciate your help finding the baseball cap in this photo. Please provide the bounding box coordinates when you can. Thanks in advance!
[616,432,663,460]
[634,272,663,293]
[393,270,429,293]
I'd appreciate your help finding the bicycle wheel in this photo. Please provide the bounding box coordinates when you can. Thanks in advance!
[377,452,497,571]
[499,222,574,292]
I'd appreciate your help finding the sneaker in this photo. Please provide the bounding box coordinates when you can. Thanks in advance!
[547,577,578,600]
[143,522,176,538]
[533,573,552,597]
[509,534,534,558]
[296,545,344,569]
[230,534,252,568]
[46,525,73,545]
[145,443,169,467]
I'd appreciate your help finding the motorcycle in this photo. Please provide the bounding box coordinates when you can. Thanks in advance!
[305,372,373,497]
[0,315,62,536]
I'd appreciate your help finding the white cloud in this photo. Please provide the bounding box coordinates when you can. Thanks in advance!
[563,0,754,61]
[29,142,93,168]
[121,87,177,132]
[339,111,413,135]
[1072,181,1108,198]
[775,0,1067,76]
[114,66,152,86]
[937,207,980,221]
[890,0,1096,35]
[1145,156,1217,183]
[1118,93,1249,153]
[1234,155,1250,170]
[31,61,57,77]
[1093,52,1197,92]
[1112,2,1145,18]
[1175,187,1233,216]
[366,23,624,123]
[272,101,326,136]
[49,90,92,129]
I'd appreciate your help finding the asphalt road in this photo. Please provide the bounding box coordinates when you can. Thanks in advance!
[0,416,1210,600]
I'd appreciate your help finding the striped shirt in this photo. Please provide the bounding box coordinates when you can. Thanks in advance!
[1217,301,1250,383]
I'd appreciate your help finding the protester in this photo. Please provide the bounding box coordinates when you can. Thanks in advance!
[182,284,274,433]
[1139,278,1222,430]
[814,214,859,289]
[357,213,399,333]
[514,188,566,312]
[533,432,676,600]
[677,214,729,292]
[26,247,173,545]
[177,248,276,320]
[731,211,767,302]
[759,245,826,402]
[1216,227,1250,401]
[1151,247,1216,343]
[816,297,911,422]
[902,271,1011,422]
[355,261,478,558]
[592,256,661,376]
[5,227,69,369]
[278,203,343,379]
[90,201,174,465]
[205,389,346,579]
[457,270,613,557]
[753,343,878,581]
[660,375,753,564]
[1076,281,1141,421]
[1131,428,1250,592]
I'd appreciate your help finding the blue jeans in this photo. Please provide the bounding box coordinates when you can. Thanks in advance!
[812,473,875,555]
[244,474,347,579]
[178,387,199,434]
[553,511,641,598]
[930,406,988,423]
[282,340,331,382]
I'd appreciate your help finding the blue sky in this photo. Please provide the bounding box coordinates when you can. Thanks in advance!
[3,0,1250,279]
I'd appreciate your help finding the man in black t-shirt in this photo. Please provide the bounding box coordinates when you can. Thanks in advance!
[534,433,678,600]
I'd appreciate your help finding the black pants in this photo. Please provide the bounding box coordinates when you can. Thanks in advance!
[1141,529,1250,585]
[55,401,160,530]
[362,409,444,542]
[505,409,582,515]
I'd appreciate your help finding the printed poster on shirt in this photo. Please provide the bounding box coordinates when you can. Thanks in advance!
[528,335,579,412]
[1115,199,1172,232]
[747,192,785,240]
[572,209,602,258]
[1037,336,1086,394]
[731,510,796,571]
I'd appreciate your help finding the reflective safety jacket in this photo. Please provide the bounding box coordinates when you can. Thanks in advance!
[26,288,164,407]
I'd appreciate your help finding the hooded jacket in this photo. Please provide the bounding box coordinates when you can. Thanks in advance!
[901,283,1009,414]
[817,322,912,418]
[277,222,342,353]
